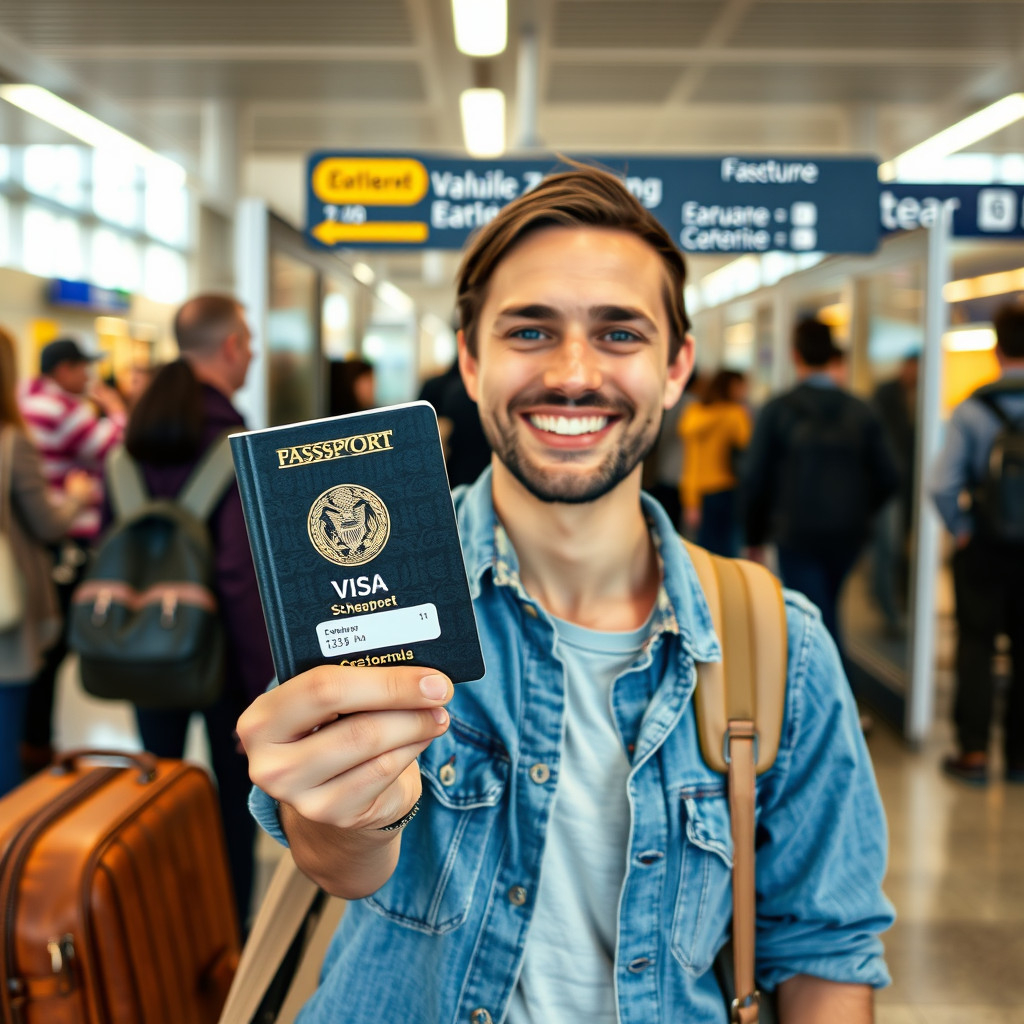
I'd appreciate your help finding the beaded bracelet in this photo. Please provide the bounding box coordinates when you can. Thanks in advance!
[377,798,421,832]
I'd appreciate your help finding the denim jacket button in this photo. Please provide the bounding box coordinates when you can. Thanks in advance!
[627,957,652,973]
[470,1009,493,1024]
[522,603,538,618]
[508,885,528,906]
[439,764,457,786]
[528,763,550,784]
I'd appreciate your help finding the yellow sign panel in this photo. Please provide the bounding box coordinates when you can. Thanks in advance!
[312,158,429,206]
[312,221,429,245]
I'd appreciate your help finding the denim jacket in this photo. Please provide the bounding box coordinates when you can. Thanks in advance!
[251,469,893,1024]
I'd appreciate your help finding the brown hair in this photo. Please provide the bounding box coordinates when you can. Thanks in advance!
[0,327,26,430]
[793,317,842,368]
[173,294,245,357]
[994,300,1024,359]
[703,369,746,405]
[455,163,690,360]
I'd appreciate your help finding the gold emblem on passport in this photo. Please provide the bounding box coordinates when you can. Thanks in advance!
[308,484,391,566]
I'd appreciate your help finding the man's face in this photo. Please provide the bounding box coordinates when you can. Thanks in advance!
[52,360,90,394]
[459,226,691,505]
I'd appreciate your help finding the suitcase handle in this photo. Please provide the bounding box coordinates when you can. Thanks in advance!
[53,749,159,783]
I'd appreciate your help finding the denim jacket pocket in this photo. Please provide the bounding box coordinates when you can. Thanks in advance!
[365,718,508,935]
[670,791,734,975]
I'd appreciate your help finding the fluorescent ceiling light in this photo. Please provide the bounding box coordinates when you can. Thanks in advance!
[943,327,996,352]
[0,84,186,186]
[460,89,505,158]
[943,267,1024,303]
[351,262,376,286]
[880,93,1024,181]
[452,0,507,56]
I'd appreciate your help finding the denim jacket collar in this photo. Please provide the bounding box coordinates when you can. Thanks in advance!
[454,466,722,667]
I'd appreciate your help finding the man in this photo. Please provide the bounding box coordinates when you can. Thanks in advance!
[741,318,900,656]
[119,294,275,930]
[238,168,892,1022]
[931,301,1024,786]
[18,336,126,772]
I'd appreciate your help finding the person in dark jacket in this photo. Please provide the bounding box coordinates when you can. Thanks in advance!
[113,294,275,932]
[742,318,900,661]
[930,301,1024,786]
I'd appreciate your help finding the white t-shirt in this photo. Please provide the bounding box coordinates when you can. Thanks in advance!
[506,613,649,1024]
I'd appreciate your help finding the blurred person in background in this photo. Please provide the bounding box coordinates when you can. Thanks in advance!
[116,294,275,929]
[742,318,900,662]
[17,336,126,775]
[931,301,1024,786]
[0,328,92,795]
[329,357,376,416]
[418,353,492,488]
[677,368,751,555]
[870,353,919,634]
[642,369,702,531]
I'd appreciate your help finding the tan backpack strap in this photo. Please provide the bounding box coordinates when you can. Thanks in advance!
[106,444,150,520]
[217,852,329,1024]
[683,541,787,1024]
[179,432,236,521]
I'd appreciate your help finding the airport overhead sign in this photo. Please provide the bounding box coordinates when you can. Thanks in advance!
[306,152,881,255]
[880,183,1024,237]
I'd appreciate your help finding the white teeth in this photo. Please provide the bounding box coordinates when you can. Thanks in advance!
[529,414,608,436]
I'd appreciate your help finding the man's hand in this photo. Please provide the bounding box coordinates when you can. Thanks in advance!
[87,380,126,418]
[237,664,453,896]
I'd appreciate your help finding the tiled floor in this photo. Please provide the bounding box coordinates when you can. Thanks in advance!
[52,653,1024,1021]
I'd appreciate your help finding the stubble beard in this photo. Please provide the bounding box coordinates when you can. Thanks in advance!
[481,400,663,505]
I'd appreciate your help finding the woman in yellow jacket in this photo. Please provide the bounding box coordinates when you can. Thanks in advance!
[678,369,751,556]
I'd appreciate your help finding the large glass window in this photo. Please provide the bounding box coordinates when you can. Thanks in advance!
[24,145,85,209]
[143,244,187,304]
[92,150,141,230]
[268,252,318,425]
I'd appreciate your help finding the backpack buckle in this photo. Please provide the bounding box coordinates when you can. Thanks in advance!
[91,590,112,626]
[722,724,759,768]
[160,593,178,628]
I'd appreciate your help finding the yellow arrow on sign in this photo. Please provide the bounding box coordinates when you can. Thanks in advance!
[312,220,430,245]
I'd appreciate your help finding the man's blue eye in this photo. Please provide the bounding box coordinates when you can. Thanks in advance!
[607,330,638,342]
[513,328,544,340]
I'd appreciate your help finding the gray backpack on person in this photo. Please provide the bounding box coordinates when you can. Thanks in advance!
[69,435,236,709]
[972,388,1024,545]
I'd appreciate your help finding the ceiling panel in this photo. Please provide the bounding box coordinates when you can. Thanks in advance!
[729,1,1024,49]
[690,64,989,104]
[252,112,440,150]
[56,59,428,103]
[547,63,684,103]
[0,0,415,46]
[551,0,723,48]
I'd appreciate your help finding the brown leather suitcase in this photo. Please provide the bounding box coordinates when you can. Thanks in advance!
[0,750,240,1024]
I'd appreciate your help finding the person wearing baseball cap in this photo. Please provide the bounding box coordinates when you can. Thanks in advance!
[18,335,126,776]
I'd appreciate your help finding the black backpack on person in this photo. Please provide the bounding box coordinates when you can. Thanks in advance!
[773,390,872,550]
[972,388,1024,545]
[68,434,236,709]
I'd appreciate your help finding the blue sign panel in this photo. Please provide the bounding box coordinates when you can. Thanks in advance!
[306,152,880,255]
[48,278,131,313]
[880,183,1024,237]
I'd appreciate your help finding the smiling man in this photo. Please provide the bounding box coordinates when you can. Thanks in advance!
[238,165,892,1024]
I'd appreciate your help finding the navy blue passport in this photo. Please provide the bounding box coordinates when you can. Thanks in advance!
[230,401,485,684]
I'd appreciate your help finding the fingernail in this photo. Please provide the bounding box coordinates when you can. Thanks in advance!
[431,707,449,726]
[420,674,448,700]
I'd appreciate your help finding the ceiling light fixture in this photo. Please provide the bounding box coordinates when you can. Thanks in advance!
[451,0,507,57]
[0,83,186,185]
[943,266,1024,303]
[460,88,506,157]
[879,93,1024,181]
